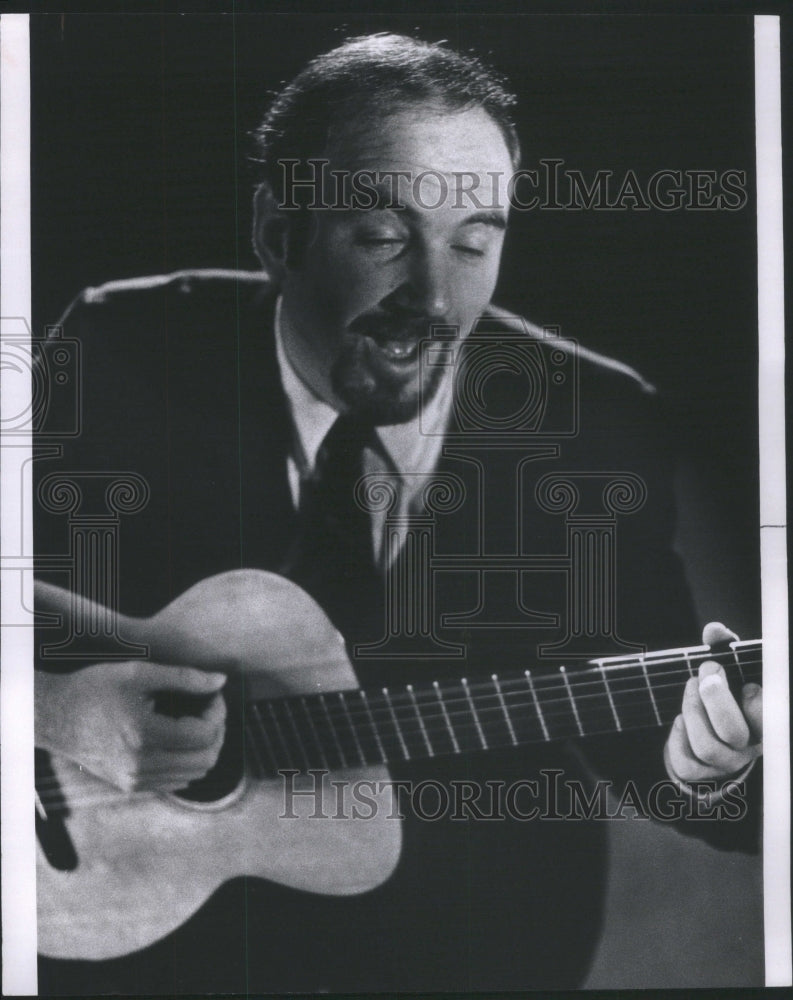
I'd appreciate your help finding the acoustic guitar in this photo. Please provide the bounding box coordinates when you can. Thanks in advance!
[34,569,761,960]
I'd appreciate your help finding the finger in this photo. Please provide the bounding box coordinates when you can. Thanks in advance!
[666,714,725,782]
[129,768,216,792]
[135,747,224,780]
[697,662,750,748]
[143,711,225,751]
[702,621,739,648]
[741,683,763,743]
[135,662,227,694]
[682,675,752,773]
[200,691,227,727]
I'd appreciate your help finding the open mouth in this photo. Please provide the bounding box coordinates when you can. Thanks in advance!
[355,320,427,365]
[375,337,419,362]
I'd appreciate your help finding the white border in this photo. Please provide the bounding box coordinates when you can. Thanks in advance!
[0,12,38,996]
[755,13,792,988]
[0,12,788,995]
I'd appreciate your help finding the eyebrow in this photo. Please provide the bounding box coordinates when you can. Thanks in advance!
[458,211,508,230]
[364,184,508,230]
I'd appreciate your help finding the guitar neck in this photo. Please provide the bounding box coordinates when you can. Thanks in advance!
[245,641,762,774]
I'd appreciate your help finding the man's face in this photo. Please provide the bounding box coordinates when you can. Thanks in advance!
[278,104,513,424]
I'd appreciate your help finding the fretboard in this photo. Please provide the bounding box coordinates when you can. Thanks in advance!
[244,641,762,774]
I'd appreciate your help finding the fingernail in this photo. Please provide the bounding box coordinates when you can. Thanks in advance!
[700,673,725,692]
[744,683,761,698]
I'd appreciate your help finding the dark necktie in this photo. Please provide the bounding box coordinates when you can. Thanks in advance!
[282,414,381,637]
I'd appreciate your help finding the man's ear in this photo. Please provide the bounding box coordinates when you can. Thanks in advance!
[252,182,290,279]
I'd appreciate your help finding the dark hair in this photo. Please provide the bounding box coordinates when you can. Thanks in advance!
[252,32,521,202]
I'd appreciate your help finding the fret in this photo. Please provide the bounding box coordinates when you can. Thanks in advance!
[524,670,550,742]
[499,674,545,746]
[566,666,622,736]
[382,688,410,761]
[526,670,582,741]
[686,649,711,676]
[637,658,662,725]
[319,693,348,769]
[471,678,514,748]
[266,701,295,769]
[599,657,659,730]
[492,674,518,746]
[249,702,279,774]
[299,696,330,770]
[642,649,692,727]
[597,664,622,732]
[338,691,366,766]
[433,681,460,753]
[461,677,488,750]
[731,644,745,684]
[358,690,387,764]
[281,700,310,769]
[406,685,434,757]
[409,683,456,755]
[560,667,585,736]
[391,688,437,759]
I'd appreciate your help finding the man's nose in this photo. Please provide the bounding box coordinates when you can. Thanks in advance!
[395,249,451,319]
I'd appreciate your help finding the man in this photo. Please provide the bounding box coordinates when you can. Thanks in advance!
[34,34,761,993]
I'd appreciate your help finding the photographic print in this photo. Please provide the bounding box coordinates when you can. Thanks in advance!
[1,3,788,994]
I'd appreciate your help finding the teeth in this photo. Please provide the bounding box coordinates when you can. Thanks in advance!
[380,340,417,359]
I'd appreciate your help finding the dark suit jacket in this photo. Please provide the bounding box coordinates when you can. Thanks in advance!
[34,270,754,993]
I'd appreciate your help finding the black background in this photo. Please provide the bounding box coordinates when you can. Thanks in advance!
[29,10,762,634]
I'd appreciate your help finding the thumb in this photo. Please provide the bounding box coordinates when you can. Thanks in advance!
[702,621,739,648]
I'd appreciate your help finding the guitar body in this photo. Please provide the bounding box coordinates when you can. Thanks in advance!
[37,757,397,960]
[35,571,402,961]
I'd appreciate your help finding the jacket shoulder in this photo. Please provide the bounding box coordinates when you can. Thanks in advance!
[56,269,275,327]
[483,303,657,397]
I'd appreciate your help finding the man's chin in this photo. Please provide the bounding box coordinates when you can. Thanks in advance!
[332,369,441,425]
[336,385,424,426]
[330,337,449,424]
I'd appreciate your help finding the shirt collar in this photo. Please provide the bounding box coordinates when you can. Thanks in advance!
[274,295,452,477]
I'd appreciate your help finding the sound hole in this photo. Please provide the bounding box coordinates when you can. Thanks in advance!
[153,680,244,803]
[35,748,79,871]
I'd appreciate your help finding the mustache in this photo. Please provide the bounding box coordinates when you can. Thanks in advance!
[348,313,438,342]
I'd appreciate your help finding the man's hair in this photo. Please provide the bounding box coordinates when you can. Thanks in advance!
[252,32,521,204]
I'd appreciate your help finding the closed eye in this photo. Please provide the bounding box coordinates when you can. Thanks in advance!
[453,245,486,258]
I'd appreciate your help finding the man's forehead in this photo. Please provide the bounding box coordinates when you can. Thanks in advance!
[327,105,514,181]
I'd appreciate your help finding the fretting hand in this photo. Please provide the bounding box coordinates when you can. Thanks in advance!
[664,621,762,785]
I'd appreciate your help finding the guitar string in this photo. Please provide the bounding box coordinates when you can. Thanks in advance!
[243,657,763,731]
[33,657,763,795]
[34,643,762,776]
[245,666,763,755]
[203,650,763,738]
[37,694,763,815]
[34,655,763,796]
[36,672,762,808]
[239,645,762,732]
